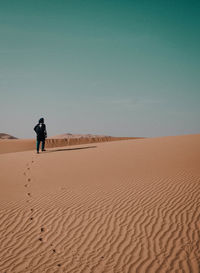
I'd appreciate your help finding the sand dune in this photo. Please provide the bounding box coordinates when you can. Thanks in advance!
[0,133,18,139]
[0,136,138,154]
[0,135,199,272]
[51,133,112,139]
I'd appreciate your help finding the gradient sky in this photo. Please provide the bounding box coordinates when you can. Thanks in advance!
[0,0,200,138]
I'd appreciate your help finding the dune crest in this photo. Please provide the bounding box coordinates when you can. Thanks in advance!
[51,133,111,139]
[0,133,18,139]
[0,136,140,154]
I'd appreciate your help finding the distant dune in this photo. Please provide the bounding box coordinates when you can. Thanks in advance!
[0,133,18,139]
[0,134,199,272]
[0,134,141,154]
[51,133,111,139]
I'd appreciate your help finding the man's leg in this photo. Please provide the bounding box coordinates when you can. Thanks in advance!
[37,139,41,153]
[42,139,46,151]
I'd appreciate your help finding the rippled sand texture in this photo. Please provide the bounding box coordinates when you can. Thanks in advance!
[0,135,200,273]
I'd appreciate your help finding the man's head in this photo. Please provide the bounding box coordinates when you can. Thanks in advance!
[39,118,44,124]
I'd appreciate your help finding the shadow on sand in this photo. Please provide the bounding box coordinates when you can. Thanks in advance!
[40,145,97,154]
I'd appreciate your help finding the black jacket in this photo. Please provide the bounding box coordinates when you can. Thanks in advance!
[34,123,47,139]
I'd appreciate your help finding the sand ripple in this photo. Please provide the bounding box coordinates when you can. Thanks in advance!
[0,135,199,272]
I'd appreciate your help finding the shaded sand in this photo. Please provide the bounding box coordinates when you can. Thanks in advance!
[51,133,113,139]
[0,135,200,273]
[0,136,138,154]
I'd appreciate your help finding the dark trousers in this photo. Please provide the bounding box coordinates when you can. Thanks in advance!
[37,138,45,152]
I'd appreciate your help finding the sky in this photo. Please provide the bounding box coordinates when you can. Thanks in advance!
[0,0,200,138]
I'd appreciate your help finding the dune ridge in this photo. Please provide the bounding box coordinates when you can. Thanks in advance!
[0,133,18,139]
[0,134,199,272]
[0,136,140,154]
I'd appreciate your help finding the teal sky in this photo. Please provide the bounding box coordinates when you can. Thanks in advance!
[0,0,200,138]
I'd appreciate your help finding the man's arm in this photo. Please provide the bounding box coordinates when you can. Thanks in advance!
[44,124,47,138]
[34,124,38,133]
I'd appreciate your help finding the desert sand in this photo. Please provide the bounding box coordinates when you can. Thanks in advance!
[0,134,199,273]
[0,136,138,155]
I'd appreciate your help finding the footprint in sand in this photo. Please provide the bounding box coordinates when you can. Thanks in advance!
[27,192,32,197]
[28,178,31,182]
[24,184,29,188]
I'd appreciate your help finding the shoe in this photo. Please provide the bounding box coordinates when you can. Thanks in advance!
[37,151,39,154]
[42,149,46,152]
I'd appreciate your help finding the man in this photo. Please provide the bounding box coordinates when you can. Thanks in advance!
[34,118,47,154]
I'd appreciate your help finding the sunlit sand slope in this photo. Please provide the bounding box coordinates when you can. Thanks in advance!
[0,135,199,273]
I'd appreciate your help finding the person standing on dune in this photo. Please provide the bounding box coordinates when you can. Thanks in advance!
[34,118,47,154]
